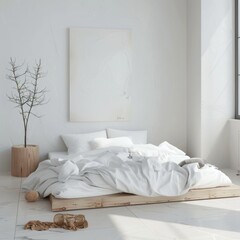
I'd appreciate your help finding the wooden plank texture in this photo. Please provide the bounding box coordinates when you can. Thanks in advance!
[50,185,240,212]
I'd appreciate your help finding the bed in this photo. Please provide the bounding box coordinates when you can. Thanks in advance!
[22,130,240,211]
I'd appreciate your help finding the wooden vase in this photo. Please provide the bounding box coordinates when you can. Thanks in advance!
[11,145,39,177]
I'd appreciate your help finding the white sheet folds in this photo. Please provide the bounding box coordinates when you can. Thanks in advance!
[22,142,231,198]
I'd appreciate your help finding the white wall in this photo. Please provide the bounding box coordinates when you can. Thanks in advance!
[186,0,234,168]
[0,0,187,172]
[201,0,234,167]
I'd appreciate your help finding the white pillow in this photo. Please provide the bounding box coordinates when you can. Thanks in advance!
[107,128,147,144]
[62,130,107,154]
[90,137,133,150]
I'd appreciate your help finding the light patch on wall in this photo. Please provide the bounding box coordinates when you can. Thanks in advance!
[69,28,132,122]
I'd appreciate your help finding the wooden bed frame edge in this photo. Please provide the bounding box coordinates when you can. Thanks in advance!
[50,184,240,212]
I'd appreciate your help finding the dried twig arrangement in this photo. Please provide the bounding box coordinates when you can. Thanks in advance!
[7,58,47,147]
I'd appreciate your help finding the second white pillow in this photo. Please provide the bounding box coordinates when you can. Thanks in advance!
[90,137,133,150]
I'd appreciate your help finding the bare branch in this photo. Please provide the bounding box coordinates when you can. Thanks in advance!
[6,58,47,147]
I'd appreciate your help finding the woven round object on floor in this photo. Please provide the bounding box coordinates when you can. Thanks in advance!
[25,191,39,202]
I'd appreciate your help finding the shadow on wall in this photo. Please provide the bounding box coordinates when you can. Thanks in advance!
[0,147,11,172]
[203,120,230,168]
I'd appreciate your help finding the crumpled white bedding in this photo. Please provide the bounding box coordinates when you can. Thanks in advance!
[22,142,232,199]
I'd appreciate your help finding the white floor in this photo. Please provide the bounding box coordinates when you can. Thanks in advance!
[0,169,240,240]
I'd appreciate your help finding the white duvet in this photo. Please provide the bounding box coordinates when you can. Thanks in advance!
[22,142,231,199]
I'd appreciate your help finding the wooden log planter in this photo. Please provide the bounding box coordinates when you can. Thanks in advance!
[11,145,39,177]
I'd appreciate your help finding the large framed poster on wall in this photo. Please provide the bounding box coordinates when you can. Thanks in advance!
[69,28,132,122]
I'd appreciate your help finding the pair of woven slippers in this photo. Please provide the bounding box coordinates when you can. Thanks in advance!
[24,214,88,231]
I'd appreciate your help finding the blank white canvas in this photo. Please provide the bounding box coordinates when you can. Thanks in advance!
[70,28,132,122]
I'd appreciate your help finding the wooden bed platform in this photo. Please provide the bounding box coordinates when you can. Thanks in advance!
[50,184,240,212]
